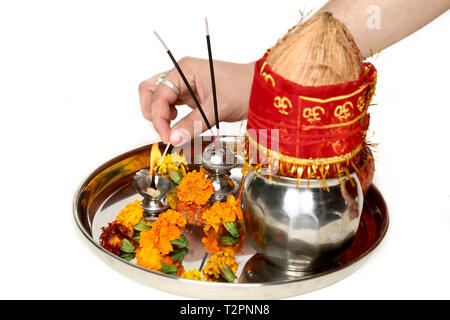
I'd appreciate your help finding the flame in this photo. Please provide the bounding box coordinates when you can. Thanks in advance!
[150,143,162,175]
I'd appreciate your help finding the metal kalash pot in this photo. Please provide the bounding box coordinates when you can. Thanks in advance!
[241,168,364,271]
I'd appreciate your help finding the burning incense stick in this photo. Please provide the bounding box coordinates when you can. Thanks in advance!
[154,31,215,137]
[156,142,171,174]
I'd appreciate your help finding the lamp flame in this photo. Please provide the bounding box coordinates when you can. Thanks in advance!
[150,143,162,175]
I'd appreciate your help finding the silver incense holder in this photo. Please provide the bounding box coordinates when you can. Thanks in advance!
[134,169,172,221]
[202,141,239,202]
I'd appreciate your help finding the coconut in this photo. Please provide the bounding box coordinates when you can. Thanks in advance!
[266,11,362,86]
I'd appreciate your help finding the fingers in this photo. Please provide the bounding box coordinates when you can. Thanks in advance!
[150,70,183,143]
[169,98,215,146]
[138,72,166,121]
[139,57,219,145]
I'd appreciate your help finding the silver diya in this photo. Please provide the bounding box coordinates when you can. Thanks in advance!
[133,169,172,221]
[73,137,388,299]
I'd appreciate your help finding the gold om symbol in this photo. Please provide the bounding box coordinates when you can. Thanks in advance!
[334,102,353,121]
[274,123,291,141]
[274,96,292,115]
[303,106,325,124]
[260,62,275,87]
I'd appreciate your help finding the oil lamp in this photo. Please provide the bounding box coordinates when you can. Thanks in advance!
[134,169,172,221]
[134,143,172,220]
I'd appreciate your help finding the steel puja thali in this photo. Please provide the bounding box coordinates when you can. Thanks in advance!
[73,136,389,299]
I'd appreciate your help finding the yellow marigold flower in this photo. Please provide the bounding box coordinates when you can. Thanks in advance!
[202,251,238,281]
[168,190,178,210]
[177,171,214,206]
[114,200,143,228]
[136,245,162,271]
[181,269,205,281]
[158,152,188,178]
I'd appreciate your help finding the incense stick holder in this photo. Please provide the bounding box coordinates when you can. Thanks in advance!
[202,142,239,202]
[134,169,172,221]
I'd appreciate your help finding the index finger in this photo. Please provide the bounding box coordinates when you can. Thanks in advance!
[150,70,183,143]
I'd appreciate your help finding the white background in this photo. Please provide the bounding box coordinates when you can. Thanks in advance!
[0,0,449,299]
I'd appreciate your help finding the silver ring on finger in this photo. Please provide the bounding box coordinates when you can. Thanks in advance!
[156,74,180,96]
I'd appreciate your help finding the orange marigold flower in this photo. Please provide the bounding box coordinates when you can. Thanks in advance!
[139,209,186,256]
[158,209,187,229]
[177,200,208,226]
[201,227,245,255]
[177,171,214,206]
[203,195,239,233]
[202,251,238,281]
[136,245,162,271]
[114,200,144,228]
[201,229,220,254]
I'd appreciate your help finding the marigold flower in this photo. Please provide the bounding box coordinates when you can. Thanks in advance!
[158,209,187,229]
[201,229,220,254]
[99,222,134,255]
[114,200,144,229]
[168,190,178,210]
[177,200,208,226]
[201,228,245,255]
[157,152,188,179]
[202,195,240,233]
[136,245,162,270]
[181,269,205,281]
[202,251,238,281]
[139,209,186,255]
[177,171,214,206]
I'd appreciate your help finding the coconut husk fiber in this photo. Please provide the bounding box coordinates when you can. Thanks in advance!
[266,11,362,86]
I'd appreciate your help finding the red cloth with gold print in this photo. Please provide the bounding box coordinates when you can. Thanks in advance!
[246,53,377,181]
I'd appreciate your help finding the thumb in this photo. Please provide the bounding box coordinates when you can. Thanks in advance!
[169,101,216,146]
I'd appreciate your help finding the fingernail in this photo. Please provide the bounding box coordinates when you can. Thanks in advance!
[170,129,185,147]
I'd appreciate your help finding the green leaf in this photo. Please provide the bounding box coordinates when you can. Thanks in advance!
[132,232,141,243]
[223,221,239,238]
[171,234,189,248]
[160,262,178,276]
[133,220,151,232]
[220,263,236,283]
[220,235,240,246]
[170,247,189,262]
[119,238,136,253]
[120,253,135,262]
[168,169,183,185]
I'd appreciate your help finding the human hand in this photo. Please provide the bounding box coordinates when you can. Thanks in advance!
[139,57,255,146]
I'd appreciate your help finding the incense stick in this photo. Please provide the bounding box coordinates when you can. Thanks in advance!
[156,143,171,174]
[154,31,214,136]
[205,18,219,137]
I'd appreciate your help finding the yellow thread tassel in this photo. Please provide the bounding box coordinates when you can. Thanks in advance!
[344,166,356,187]
[307,166,311,188]
[297,165,304,188]
[335,164,345,190]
